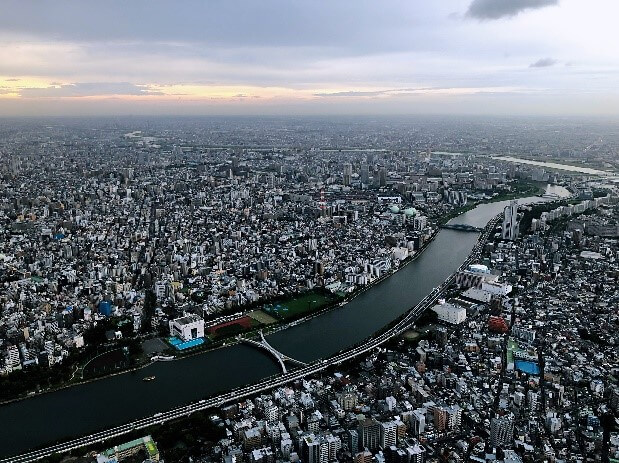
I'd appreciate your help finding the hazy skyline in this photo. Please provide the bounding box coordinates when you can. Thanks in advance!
[1,0,618,116]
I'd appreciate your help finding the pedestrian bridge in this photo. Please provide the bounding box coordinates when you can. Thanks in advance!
[239,331,307,373]
[440,223,484,233]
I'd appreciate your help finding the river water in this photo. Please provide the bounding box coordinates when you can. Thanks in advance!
[490,155,612,177]
[0,185,569,457]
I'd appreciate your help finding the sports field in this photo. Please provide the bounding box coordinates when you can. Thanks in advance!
[263,291,335,320]
[247,310,278,325]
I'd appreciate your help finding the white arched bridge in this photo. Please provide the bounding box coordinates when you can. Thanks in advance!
[239,331,307,373]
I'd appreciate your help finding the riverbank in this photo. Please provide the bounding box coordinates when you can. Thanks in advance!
[0,184,545,406]
[0,227,443,407]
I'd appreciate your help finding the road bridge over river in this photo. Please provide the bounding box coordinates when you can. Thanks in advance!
[239,331,307,373]
[440,223,484,232]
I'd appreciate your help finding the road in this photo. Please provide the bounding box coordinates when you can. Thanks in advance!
[0,216,498,463]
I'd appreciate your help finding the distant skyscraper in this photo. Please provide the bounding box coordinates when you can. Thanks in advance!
[360,163,369,184]
[379,168,387,187]
[231,156,239,174]
[343,163,352,186]
[502,200,520,240]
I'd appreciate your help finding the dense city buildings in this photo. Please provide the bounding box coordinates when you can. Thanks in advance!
[0,117,617,463]
[2,0,619,461]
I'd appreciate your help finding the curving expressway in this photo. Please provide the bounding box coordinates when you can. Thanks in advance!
[1,216,499,463]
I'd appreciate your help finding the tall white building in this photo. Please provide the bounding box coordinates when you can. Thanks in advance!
[502,200,520,241]
[380,421,397,449]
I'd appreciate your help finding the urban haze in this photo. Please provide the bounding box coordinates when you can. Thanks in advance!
[0,2,618,463]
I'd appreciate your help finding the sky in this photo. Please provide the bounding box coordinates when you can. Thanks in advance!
[0,0,618,116]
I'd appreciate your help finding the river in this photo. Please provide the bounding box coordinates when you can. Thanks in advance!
[0,185,570,457]
[490,155,613,177]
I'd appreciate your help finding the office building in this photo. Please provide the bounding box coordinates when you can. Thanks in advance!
[411,409,425,436]
[250,448,274,463]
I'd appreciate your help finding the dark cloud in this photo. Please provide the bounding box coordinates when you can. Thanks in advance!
[467,0,558,19]
[19,82,162,98]
[0,1,424,56]
[529,57,558,68]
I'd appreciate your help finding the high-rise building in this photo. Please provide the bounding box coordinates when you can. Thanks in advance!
[411,409,426,436]
[231,156,239,174]
[432,407,447,432]
[346,429,359,454]
[380,421,397,449]
[323,434,341,462]
[243,428,263,450]
[490,415,514,448]
[6,345,21,369]
[358,417,381,451]
[343,163,353,186]
[379,168,387,187]
[502,200,520,240]
[337,389,358,410]
[301,433,340,463]
[360,163,370,184]
[302,437,321,463]
[384,446,408,463]
[446,405,462,431]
